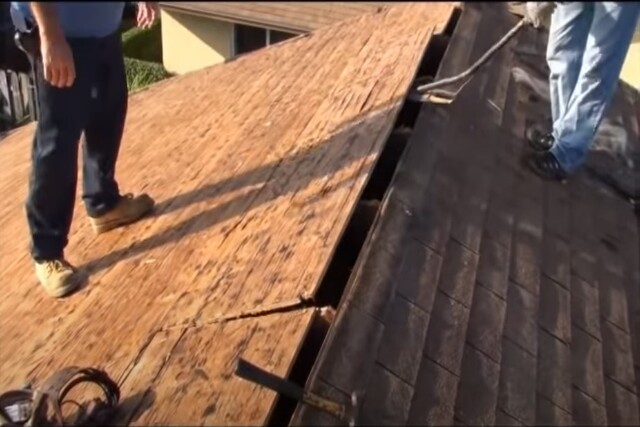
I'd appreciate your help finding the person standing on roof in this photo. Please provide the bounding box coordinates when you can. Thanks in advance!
[10,2,159,298]
[523,2,640,181]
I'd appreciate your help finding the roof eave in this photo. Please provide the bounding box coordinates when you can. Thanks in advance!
[159,2,310,34]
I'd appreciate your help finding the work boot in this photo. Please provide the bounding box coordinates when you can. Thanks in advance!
[34,259,80,298]
[89,193,155,234]
[526,151,567,183]
[525,127,555,152]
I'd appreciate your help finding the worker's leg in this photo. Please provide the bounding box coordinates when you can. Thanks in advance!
[550,2,640,172]
[81,32,126,216]
[82,31,154,233]
[26,40,95,262]
[546,2,594,130]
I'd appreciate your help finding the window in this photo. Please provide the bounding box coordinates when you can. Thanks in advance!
[269,29,296,45]
[232,24,297,57]
[233,24,266,56]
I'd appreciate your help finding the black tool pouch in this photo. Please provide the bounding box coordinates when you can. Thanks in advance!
[0,28,31,72]
[0,367,121,427]
[14,30,39,62]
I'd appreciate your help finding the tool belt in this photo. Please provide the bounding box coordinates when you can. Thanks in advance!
[0,367,120,427]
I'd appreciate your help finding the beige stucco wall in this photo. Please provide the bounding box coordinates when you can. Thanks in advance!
[620,23,640,90]
[160,9,233,75]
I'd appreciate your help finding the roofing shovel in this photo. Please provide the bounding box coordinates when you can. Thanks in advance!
[409,18,527,104]
[235,358,360,426]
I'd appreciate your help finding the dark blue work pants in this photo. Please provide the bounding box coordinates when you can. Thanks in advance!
[25,31,127,261]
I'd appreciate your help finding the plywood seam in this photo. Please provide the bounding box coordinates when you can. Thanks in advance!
[162,297,312,331]
[117,327,187,424]
[118,305,317,422]
[120,308,321,424]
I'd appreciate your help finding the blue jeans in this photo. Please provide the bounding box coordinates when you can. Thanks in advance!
[547,2,640,173]
[26,31,127,261]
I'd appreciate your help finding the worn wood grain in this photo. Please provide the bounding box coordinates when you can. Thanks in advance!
[0,3,455,425]
[127,309,316,425]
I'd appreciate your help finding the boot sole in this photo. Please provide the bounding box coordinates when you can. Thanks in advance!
[91,205,154,234]
[38,271,83,298]
[524,155,568,184]
[47,279,82,298]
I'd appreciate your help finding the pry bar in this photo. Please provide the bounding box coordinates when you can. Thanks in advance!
[235,358,359,426]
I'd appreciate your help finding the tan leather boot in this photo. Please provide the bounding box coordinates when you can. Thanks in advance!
[34,259,80,298]
[89,193,155,234]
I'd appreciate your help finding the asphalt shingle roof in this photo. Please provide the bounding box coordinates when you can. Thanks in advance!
[292,4,640,426]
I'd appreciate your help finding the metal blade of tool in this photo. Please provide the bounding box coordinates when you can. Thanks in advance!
[234,358,359,426]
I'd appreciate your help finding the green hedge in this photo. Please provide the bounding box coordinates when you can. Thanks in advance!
[121,19,170,92]
[124,57,171,92]
[121,21,162,63]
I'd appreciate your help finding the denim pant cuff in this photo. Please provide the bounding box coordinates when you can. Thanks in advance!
[550,144,573,173]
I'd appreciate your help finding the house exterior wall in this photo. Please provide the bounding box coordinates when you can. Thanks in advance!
[160,9,233,75]
[620,23,640,90]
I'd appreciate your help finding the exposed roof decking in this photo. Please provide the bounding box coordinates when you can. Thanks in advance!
[0,3,456,424]
[294,4,640,426]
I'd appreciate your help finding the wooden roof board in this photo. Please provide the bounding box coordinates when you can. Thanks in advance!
[116,308,317,425]
[0,3,455,424]
[293,3,640,426]
[160,1,398,33]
